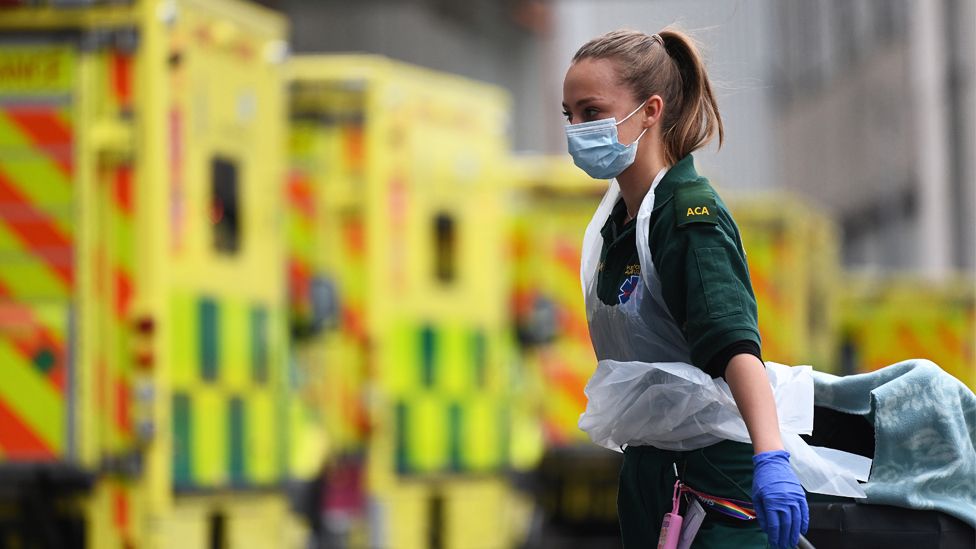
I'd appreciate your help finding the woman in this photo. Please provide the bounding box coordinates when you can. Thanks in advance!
[562,29,809,548]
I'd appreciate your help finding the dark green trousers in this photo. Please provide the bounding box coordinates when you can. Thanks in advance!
[617,440,770,549]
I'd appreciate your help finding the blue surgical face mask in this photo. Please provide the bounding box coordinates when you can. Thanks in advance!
[565,102,648,180]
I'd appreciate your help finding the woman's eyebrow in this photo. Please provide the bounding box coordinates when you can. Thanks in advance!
[561,97,601,110]
[574,96,600,108]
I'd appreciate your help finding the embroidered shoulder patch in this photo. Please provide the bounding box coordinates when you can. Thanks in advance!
[674,182,718,227]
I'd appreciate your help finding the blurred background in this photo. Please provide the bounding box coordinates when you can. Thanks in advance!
[276,0,975,273]
[0,0,972,548]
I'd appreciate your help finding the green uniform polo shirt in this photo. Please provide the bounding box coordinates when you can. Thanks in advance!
[595,155,762,377]
[595,198,643,306]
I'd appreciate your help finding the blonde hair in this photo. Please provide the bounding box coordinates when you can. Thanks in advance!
[572,28,724,165]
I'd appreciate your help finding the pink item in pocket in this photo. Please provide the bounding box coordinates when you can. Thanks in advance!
[657,480,684,549]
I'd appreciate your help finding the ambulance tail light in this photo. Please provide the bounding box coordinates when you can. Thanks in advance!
[134,315,155,335]
[135,350,154,369]
[132,315,155,370]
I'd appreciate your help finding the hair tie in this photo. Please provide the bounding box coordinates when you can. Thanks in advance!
[651,33,664,46]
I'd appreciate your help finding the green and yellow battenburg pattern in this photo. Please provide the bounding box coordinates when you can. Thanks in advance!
[388,321,510,473]
[170,294,286,488]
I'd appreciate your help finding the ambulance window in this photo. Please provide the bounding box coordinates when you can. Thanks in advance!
[212,157,240,254]
[434,213,456,284]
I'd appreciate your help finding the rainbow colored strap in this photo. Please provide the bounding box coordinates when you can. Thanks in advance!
[680,483,756,521]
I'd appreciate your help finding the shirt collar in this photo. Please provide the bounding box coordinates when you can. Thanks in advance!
[652,154,701,206]
[600,197,633,244]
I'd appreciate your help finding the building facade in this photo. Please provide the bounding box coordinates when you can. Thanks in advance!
[771,0,975,275]
[270,0,552,152]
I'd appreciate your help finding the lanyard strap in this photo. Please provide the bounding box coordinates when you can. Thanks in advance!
[670,479,682,515]
[679,483,756,521]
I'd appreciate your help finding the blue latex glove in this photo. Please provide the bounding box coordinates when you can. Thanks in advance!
[752,450,809,549]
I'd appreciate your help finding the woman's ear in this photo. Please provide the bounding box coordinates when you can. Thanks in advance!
[643,95,664,128]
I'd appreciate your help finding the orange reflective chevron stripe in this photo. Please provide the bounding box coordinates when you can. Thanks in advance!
[342,218,364,255]
[511,289,533,319]
[0,281,66,392]
[342,305,367,343]
[111,52,133,111]
[557,307,591,349]
[0,338,62,453]
[343,125,364,171]
[112,164,134,215]
[541,354,588,412]
[895,323,929,361]
[550,369,588,412]
[553,239,579,277]
[937,323,963,355]
[3,106,73,176]
[542,418,568,446]
[0,170,73,286]
[109,166,134,318]
[339,380,370,437]
[114,375,132,436]
[288,172,315,221]
[96,356,132,441]
[751,270,782,311]
[0,397,54,459]
[114,267,133,320]
[107,165,134,440]
[0,299,31,325]
[113,486,128,529]
[288,258,311,304]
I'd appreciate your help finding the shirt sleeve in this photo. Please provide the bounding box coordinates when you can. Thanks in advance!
[650,188,763,376]
[706,340,763,379]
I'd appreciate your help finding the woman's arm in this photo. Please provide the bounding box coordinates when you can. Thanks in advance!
[726,352,809,549]
[725,352,783,454]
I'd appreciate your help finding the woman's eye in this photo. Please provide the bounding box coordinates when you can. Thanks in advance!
[562,109,572,122]
[584,108,599,119]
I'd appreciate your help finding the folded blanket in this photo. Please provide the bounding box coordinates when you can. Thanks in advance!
[811,359,976,527]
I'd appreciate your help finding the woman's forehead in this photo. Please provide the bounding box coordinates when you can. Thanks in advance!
[563,58,624,102]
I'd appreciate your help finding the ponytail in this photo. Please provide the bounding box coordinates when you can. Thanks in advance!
[657,29,724,166]
[572,27,724,165]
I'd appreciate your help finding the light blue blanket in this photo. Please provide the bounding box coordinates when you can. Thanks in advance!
[812,359,976,527]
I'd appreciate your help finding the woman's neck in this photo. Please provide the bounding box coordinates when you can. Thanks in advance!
[616,146,668,219]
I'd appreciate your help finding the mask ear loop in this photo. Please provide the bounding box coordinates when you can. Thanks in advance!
[617,100,651,147]
[629,127,648,146]
[616,100,649,126]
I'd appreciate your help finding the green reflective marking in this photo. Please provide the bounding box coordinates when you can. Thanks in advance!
[228,397,245,485]
[395,400,409,474]
[448,402,462,472]
[199,298,219,381]
[251,307,269,384]
[172,393,193,487]
[33,348,55,374]
[420,325,436,388]
[498,405,510,469]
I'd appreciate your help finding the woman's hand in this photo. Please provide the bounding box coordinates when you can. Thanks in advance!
[752,450,809,548]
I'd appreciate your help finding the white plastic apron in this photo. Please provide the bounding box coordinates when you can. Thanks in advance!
[576,174,871,498]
